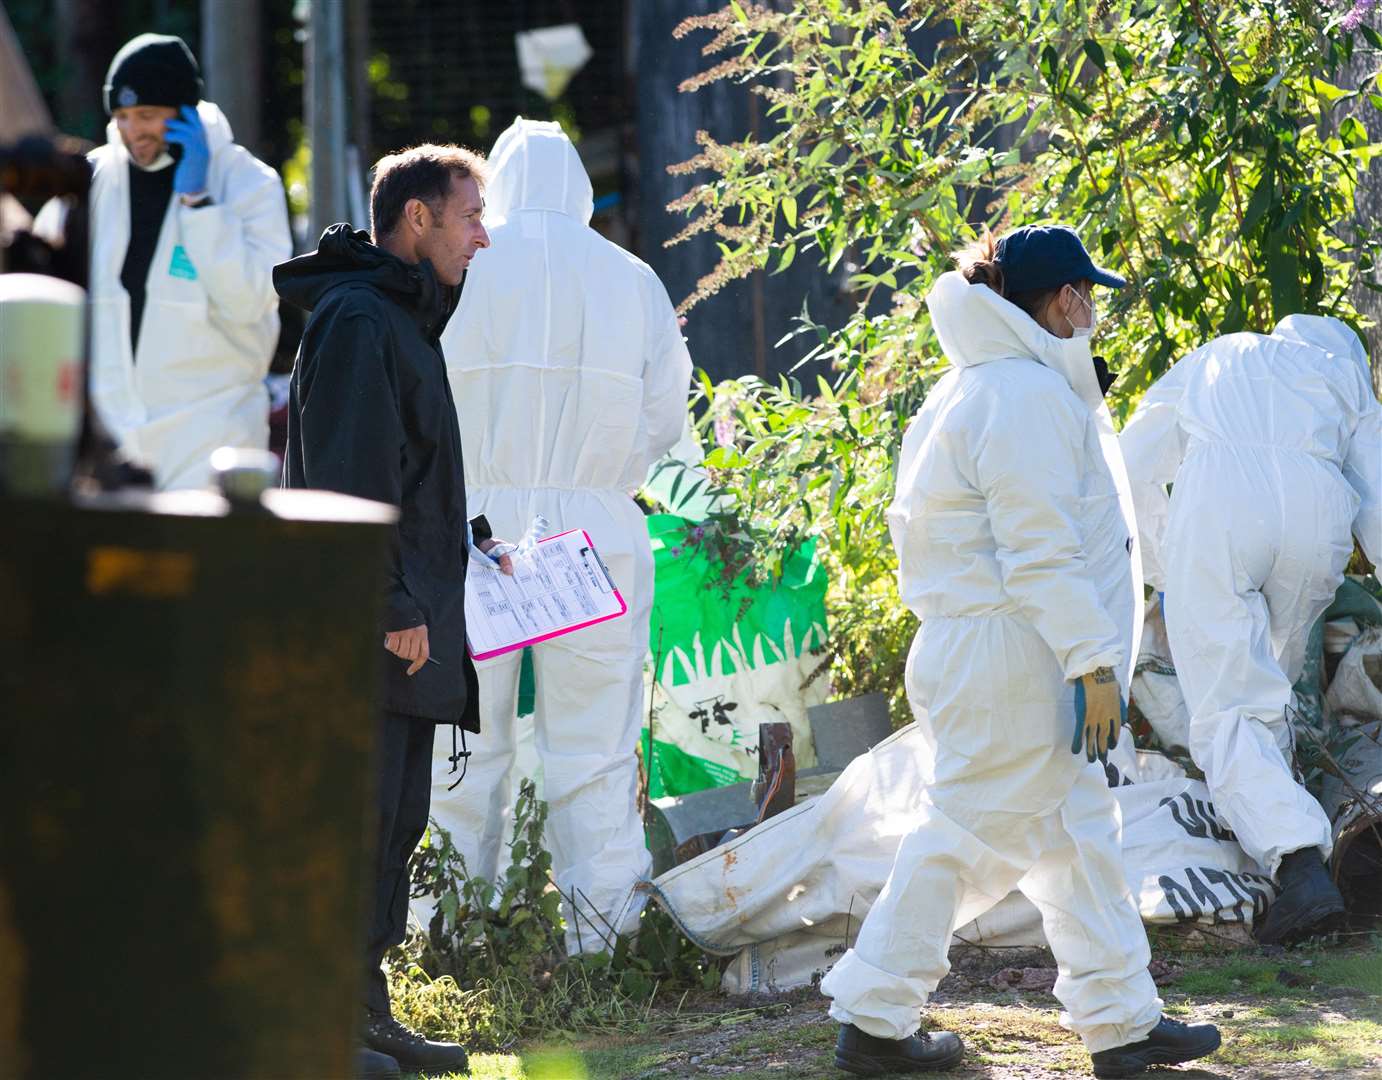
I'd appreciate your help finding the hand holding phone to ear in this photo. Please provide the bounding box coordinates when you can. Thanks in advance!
[163,105,210,196]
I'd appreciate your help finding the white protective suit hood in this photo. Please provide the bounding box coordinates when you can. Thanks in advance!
[1273,313,1369,376]
[928,270,1107,408]
[925,271,1145,674]
[483,117,594,226]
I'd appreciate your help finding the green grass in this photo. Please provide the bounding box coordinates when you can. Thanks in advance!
[1313,949,1382,997]
[729,1022,835,1056]
[409,1042,676,1080]
[1173,938,1382,1006]
[1143,939,1382,1076]
[1213,1014,1382,1071]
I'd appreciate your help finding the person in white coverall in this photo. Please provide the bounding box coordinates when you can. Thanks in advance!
[434,118,692,953]
[820,226,1220,1079]
[1120,315,1380,944]
[42,33,291,490]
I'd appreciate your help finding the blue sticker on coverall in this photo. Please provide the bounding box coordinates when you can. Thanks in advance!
[168,244,198,281]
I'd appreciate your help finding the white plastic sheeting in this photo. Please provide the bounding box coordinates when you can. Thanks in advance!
[1328,626,1382,725]
[645,722,1275,994]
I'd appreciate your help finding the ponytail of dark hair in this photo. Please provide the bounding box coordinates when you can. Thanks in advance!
[955,231,1005,294]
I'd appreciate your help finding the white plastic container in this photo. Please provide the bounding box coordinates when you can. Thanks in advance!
[0,272,85,494]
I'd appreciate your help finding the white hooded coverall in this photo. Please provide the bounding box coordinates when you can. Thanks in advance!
[435,119,692,951]
[1119,316,1381,877]
[820,271,1162,1053]
[80,101,290,490]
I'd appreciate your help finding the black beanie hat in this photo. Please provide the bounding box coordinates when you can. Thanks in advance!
[103,33,203,115]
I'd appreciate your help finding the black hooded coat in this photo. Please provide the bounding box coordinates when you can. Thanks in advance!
[275,224,488,730]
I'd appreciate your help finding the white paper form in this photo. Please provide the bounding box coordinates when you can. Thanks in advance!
[465,528,627,660]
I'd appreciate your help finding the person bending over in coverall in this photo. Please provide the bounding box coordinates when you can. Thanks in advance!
[1120,316,1380,944]
[819,226,1221,1079]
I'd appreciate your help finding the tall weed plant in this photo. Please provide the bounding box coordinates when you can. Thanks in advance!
[392,780,718,1048]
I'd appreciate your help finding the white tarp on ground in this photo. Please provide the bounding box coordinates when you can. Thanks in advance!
[1328,625,1382,724]
[644,723,1277,994]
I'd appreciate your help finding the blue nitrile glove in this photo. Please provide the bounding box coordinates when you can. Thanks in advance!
[1072,666,1127,765]
[164,105,210,196]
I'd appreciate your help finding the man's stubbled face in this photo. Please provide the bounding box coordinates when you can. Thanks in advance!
[113,105,178,168]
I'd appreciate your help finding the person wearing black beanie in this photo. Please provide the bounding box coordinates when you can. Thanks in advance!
[65,33,293,494]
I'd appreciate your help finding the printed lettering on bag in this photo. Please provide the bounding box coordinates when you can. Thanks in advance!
[168,244,198,281]
[1157,867,1273,924]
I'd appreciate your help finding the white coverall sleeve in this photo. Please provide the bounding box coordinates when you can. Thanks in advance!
[1118,358,1195,591]
[1343,387,1382,566]
[972,386,1124,680]
[639,297,694,462]
[177,155,291,328]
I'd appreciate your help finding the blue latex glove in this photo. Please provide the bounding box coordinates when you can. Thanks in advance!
[1072,667,1127,765]
[163,105,210,196]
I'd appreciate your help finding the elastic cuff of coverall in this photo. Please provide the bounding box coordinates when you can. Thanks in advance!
[820,951,931,1041]
[1064,649,1125,683]
[826,1001,922,1042]
[1072,1008,1162,1054]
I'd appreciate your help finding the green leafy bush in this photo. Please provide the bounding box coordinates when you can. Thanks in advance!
[667,0,1380,716]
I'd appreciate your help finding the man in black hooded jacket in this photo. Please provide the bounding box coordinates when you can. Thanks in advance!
[275,144,505,1080]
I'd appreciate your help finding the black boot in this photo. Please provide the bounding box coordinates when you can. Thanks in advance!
[363,1009,469,1076]
[835,1022,964,1075]
[355,1047,401,1080]
[1256,847,1345,945]
[1090,1016,1221,1078]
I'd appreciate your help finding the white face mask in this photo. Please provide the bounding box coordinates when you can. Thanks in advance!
[1066,287,1097,339]
[132,149,176,173]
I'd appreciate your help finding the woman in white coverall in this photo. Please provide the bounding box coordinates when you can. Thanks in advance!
[1120,316,1380,944]
[434,118,692,953]
[819,226,1219,1079]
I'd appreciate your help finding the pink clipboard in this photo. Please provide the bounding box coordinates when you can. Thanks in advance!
[466,528,627,662]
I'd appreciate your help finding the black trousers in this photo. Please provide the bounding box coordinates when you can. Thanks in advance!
[364,711,435,1014]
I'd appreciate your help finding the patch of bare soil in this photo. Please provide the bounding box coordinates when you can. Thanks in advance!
[623,942,1382,1080]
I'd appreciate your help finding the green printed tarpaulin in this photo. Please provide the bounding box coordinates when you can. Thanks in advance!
[642,514,829,798]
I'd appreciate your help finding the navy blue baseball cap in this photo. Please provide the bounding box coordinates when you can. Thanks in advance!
[995,225,1126,294]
